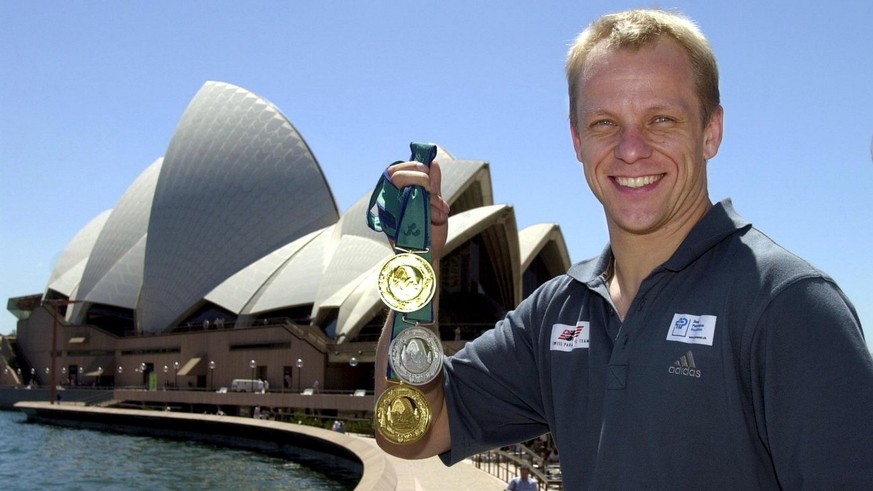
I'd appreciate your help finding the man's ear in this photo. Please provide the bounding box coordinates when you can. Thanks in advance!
[570,120,584,162]
[703,105,724,160]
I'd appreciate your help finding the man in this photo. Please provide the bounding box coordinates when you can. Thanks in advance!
[507,465,537,491]
[375,9,873,489]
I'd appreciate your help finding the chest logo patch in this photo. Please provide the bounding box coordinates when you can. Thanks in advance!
[666,313,716,346]
[550,321,589,352]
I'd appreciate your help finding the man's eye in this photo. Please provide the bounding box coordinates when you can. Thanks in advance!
[653,115,676,124]
[590,119,615,128]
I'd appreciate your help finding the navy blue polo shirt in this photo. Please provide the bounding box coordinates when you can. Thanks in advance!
[440,199,873,489]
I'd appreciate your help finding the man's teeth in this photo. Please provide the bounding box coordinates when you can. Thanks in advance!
[615,175,660,188]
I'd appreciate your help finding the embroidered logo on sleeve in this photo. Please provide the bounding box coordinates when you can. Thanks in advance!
[550,322,590,352]
[665,314,716,346]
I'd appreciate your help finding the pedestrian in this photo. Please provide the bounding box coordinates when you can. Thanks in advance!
[372,8,873,489]
[506,465,537,491]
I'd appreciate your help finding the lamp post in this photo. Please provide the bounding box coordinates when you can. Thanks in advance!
[349,357,358,367]
[163,365,168,389]
[117,366,123,387]
[208,360,215,390]
[295,358,303,392]
[96,367,103,387]
[173,361,180,389]
[249,360,256,390]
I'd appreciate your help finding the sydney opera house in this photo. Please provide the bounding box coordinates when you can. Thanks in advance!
[3,81,570,416]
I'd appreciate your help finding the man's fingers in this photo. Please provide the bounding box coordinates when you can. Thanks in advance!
[390,169,431,191]
[388,160,441,193]
[429,162,450,225]
[431,197,450,226]
[430,161,443,198]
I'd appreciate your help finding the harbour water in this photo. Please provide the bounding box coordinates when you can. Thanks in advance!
[0,410,354,490]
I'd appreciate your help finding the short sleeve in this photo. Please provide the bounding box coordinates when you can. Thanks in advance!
[439,285,553,465]
[752,276,873,487]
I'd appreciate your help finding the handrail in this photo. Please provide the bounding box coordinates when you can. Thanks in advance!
[474,447,563,490]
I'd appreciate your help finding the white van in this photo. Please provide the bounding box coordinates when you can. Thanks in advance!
[231,379,267,393]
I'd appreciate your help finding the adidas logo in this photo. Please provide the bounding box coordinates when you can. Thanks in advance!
[668,350,701,378]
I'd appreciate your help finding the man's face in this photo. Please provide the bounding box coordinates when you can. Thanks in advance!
[570,37,723,239]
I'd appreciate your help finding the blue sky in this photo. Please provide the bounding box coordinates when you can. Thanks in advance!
[1,1,871,343]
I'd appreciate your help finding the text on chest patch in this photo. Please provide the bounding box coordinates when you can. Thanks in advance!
[666,313,716,346]
[550,321,590,351]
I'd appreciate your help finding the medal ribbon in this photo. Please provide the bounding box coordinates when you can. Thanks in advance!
[367,142,437,380]
[367,143,436,251]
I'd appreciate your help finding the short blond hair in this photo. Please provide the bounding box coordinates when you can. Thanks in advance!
[566,9,720,128]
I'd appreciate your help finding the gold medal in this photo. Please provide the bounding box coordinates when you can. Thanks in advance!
[377,253,436,313]
[375,384,432,445]
[389,326,444,385]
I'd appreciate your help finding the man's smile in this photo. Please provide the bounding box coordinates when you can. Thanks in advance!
[613,174,664,189]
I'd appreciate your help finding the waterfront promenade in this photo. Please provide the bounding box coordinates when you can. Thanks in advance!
[15,401,506,491]
[362,438,507,491]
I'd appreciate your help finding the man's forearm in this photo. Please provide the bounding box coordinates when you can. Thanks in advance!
[374,265,451,458]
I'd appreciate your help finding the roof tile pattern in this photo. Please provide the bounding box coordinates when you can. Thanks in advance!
[139,82,339,332]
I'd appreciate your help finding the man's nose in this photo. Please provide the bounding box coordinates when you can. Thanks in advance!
[615,127,652,163]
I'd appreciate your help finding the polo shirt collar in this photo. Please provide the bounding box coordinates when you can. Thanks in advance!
[567,198,750,283]
[663,198,750,272]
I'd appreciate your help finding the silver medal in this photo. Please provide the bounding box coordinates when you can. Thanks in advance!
[389,325,444,385]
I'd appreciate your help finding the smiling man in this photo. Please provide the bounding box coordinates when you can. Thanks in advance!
[570,31,722,321]
[373,9,873,489]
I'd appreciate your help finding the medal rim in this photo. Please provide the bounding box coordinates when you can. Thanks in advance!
[377,253,436,313]
[389,326,444,386]
[375,384,433,445]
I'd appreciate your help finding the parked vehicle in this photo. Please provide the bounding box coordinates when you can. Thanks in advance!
[230,379,267,393]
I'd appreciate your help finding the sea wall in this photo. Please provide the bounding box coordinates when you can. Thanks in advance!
[0,387,109,409]
[14,401,401,490]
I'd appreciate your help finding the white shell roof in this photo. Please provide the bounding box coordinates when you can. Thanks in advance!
[47,210,112,297]
[519,223,571,272]
[68,158,163,322]
[244,227,333,314]
[138,81,340,332]
[204,229,322,313]
[45,82,570,341]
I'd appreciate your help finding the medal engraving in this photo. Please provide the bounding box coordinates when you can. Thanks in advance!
[375,384,432,445]
[389,326,444,385]
[378,253,436,312]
